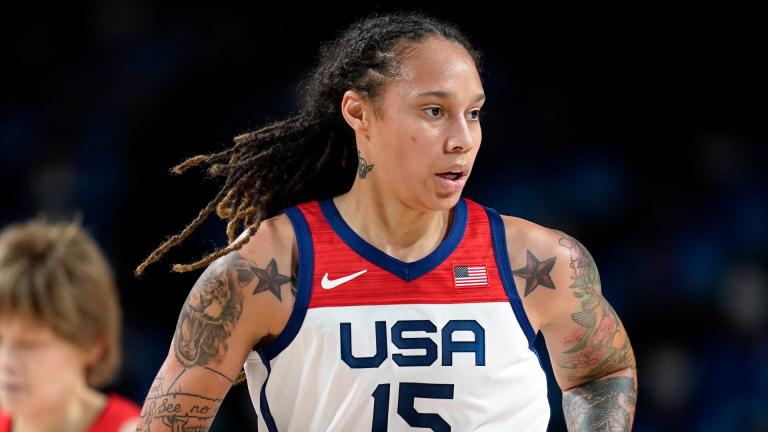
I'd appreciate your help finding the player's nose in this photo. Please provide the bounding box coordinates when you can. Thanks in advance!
[446,115,475,153]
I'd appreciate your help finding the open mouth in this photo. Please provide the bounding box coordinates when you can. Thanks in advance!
[436,171,463,181]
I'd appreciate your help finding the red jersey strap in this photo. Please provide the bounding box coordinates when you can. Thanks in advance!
[87,393,141,432]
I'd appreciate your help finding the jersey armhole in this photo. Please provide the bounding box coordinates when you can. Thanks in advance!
[483,206,538,348]
[253,205,314,360]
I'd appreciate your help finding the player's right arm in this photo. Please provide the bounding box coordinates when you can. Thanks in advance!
[136,214,296,431]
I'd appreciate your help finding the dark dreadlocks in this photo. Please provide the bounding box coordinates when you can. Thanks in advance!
[135,10,484,276]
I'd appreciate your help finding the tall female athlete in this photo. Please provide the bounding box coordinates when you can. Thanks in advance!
[135,11,637,431]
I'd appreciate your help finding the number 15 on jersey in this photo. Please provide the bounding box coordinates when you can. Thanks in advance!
[371,382,454,432]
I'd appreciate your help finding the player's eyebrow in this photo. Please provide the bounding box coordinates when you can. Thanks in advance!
[416,90,486,103]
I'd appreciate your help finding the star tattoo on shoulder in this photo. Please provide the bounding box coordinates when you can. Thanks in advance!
[251,258,292,301]
[512,249,557,296]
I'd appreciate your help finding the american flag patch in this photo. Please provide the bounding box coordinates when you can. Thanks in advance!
[453,265,488,287]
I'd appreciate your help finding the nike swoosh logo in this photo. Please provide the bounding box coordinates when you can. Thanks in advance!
[321,269,368,289]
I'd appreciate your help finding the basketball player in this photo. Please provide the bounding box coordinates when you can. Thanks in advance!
[134,11,637,431]
[0,219,140,431]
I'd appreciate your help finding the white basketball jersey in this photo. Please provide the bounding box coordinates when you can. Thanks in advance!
[244,196,550,431]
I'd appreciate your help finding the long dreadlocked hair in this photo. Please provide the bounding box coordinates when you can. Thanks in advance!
[134,10,484,276]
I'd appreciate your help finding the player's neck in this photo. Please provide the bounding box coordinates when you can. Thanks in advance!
[333,182,454,263]
[13,384,105,432]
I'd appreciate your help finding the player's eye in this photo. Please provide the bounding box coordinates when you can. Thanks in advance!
[424,107,443,118]
[424,107,483,121]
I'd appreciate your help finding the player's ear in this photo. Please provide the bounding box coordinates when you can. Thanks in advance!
[341,90,373,138]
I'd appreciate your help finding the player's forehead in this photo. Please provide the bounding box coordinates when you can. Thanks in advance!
[389,36,484,104]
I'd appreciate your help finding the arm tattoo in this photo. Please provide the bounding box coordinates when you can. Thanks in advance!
[563,376,637,431]
[554,230,636,383]
[512,249,557,296]
[138,373,223,431]
[174,254,245,368]
[250,257,291,300]
[146,252,291,430]
[173,252,291,368]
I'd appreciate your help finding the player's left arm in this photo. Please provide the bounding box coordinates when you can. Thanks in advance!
[537,229,638,431]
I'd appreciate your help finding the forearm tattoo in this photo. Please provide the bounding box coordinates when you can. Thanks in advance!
[554,230,636,383]
[138,373,224,431]
[563,376,637,431]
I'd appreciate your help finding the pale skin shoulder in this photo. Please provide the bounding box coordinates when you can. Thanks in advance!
[500,214,638,431]
[136,212,297,430]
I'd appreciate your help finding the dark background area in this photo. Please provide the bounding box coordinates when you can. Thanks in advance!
[2,3,766,431]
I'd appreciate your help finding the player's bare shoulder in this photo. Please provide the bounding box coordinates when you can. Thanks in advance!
[226,211,298,347]
[497,213,579,332]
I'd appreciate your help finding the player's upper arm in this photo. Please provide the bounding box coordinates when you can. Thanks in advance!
[542,230,635,390]
[137,213,296,429]
[509,223,636,391]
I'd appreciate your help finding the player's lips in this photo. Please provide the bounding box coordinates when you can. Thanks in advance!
[435,166,468,192]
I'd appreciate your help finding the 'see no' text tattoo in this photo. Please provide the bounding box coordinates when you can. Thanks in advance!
[138,375,222,432]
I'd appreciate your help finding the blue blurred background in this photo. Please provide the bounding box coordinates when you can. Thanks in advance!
[2,3,766,431]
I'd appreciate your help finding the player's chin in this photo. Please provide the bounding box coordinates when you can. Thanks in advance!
[430,178,468,207]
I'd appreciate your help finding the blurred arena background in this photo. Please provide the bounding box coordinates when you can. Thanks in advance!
[2,3,766,431]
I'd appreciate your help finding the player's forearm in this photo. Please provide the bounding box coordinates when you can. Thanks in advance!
[561,367,637,432]
[136,361,227,431]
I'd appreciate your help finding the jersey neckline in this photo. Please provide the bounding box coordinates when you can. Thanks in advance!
[317,196,468,282]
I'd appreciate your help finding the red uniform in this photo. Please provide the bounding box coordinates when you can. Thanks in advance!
[0,393,140,432]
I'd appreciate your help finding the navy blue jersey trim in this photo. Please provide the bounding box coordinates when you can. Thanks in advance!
[257,350,278,432]
[484,206,538,348]
[257,205,313,360]
[318,197,468,282]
